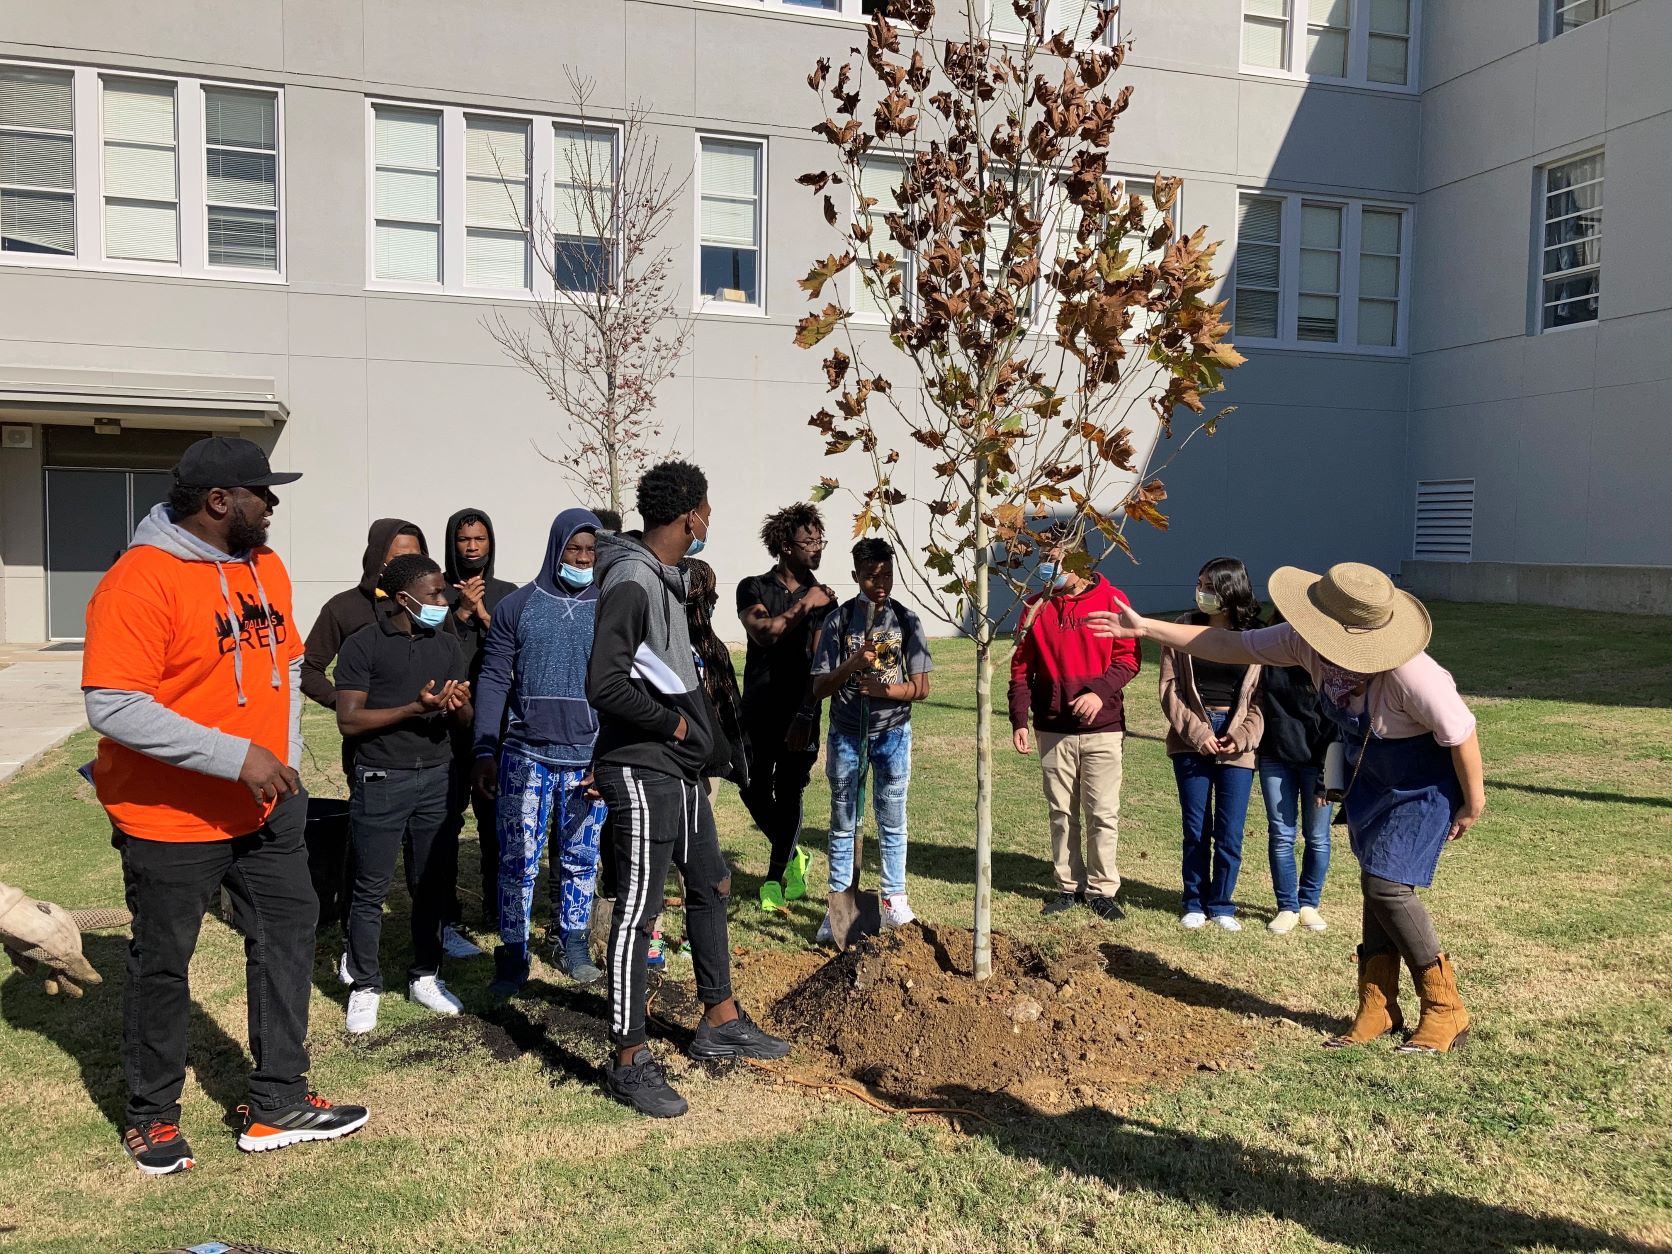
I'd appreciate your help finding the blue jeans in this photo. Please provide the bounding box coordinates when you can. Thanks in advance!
[1172,710,1255,918]
[826,723,911,897]
[495,747,607,959]
[1258,760,1333,912]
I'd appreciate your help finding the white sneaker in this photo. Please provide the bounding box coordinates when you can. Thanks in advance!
[345,988,380,1035]
[1298,906,1329,932]
[408,975,463,1016]
[814,914,834,945]
[1180,912,1207,930]
[881,894,916,928]
[337,952,352,986]
[441,926,484,959]
[1267,910,1300,935]
[1212,915,1243,932]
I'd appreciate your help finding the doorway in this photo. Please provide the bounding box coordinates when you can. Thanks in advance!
[44,467,173,639]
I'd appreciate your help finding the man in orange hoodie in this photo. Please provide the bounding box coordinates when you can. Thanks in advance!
[83,436,368,1175]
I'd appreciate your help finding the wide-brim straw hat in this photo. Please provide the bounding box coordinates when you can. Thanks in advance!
[1266,563,1431,674]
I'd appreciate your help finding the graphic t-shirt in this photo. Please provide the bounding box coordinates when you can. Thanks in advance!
[811,597,933,737]
[83,545,303,842]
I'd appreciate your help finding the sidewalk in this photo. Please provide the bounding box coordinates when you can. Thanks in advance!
[0,645,87,788]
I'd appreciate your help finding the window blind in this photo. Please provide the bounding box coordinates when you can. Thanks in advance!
[373,106,440,282]
[1234,195,1282,338]
[464,115,527,288]
[103,78,178,262]
[553,124,615,238]
[700,140,758,248]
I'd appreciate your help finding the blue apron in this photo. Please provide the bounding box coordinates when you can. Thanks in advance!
[1321,682,1462,888]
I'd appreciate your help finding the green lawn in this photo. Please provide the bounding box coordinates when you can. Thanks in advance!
[0,602,1668,1253]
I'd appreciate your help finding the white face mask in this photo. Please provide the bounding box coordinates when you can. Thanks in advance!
[1196,589,1223,615]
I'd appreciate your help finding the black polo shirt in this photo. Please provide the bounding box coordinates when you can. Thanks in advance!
[334,614,468,770]
[736,568,822,730]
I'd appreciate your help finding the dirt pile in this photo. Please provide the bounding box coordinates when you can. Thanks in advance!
[770,922,1256,1114]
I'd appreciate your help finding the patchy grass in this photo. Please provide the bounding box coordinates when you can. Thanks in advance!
[0,602,1668,1253]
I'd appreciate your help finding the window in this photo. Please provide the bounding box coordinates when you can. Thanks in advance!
[204,88,278,269]
[0,66,75,255]
[1549,0,1606,36]
[373,106,441,283]
[1232,191,1408,351]
[1413,480,1473,563]
[464,114,528,289]
[553,122,617,293]
[1241,0,1415,88]
[102,77,178,263]
[698,136,763,309]
[990,0,1118,44]
[852,155,912,321]
[1540,153,1602,331]
[711,0,891,16]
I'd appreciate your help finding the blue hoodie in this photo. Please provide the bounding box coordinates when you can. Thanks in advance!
[471,508,601,767]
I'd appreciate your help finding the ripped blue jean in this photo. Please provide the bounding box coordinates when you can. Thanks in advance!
[825,723,912,898]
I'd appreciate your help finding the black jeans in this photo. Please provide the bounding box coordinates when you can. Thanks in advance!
[347,762,455,993]
[117,792,315,1125]
[738,716,817,884]
[597,764,733,1048]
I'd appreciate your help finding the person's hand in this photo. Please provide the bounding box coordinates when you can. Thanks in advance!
[443,680,471,712]
[456,576,487,618]
[851,642,880,672]
[1070,692,1103,724]
[858,677,894,699]
[580,771,602,801]
[673,715,689,743]
[239,743,300,806]
[801,584,834,613]
[1013,727,1032,755]
[0,883,103,997]
[472,756,498,801]
[1085,600,1143,639]
[1447,796,1485,841]
[415,679,454,712]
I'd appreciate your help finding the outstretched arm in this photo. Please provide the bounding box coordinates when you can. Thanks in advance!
[1085,601,1260,665]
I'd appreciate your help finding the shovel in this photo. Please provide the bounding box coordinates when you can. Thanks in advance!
[827,606,883,952]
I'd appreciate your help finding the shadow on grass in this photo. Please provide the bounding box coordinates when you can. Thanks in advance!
[1487,780,1672,810]
[935,1095,1659,1254]
[1101,940,1341,1036]
[1,932,252,1129]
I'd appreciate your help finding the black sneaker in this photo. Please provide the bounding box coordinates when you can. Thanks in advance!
[122,1119,195,1175]
[489,944,530,999]
[237,1092,369,1153]
[1088,895,1125,921]
[558,932,604,985]
[688,1004,792,1062]
[1042,891,1082,916]
[605,1047,689,1118]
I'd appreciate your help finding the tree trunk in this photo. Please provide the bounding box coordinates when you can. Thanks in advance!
[972,461,994,981]
[607,448,622,518]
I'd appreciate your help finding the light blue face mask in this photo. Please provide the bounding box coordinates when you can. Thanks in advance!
[1037,563,1071,590]
[401,593,449,629]
[687,512,709,557]
[560,563,593,587]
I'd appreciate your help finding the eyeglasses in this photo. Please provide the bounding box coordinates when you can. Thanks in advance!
[792,537,827,554]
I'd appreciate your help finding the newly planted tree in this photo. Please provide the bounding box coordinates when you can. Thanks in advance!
[488,70,695,517]
[795,0,1242,977]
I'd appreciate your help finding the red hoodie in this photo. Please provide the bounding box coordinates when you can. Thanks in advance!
[1007,574,1141,735]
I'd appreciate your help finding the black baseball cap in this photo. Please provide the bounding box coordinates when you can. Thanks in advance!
[173,436,302,488]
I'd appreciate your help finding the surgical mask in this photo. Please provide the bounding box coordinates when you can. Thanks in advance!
[687,513,709,557]
[1037,563,1071,590]
[1195,589,1222,615]
[401,593,449,629]
[560,563,593,587]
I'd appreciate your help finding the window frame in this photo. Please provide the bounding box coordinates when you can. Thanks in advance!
[1239,0,1421,93]
[693,130,767,318]
[550,118,624,299]
[0,64,78,263]
[1545,0,1607,39]
[699,0,939,23]
[1230,189,1412,356]
[201,83,283,276]
[0,58,285,282]
[1534,149,1603,335]
[986,1,1122,46]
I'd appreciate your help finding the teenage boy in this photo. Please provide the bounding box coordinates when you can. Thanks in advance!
[441,508,516,929]
[736,503,835,913]
[299,518,427,709]
[334,554,474,1034]
[472,509,607,997]
[1008,528,1140,919]
[83,436,367,1175]
[589,460,789,1119]
[811,538,933,932]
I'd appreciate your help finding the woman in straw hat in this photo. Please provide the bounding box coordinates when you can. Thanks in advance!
[1087,563,1484,1054]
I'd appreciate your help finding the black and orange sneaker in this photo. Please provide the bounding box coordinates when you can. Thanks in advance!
[122,1119,196,1175]
[236,1092,368,1153]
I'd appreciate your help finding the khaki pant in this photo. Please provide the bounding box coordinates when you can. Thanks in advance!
[1039,730,1124,899]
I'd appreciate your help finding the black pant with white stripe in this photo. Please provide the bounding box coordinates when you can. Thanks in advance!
[597,763,733,1048]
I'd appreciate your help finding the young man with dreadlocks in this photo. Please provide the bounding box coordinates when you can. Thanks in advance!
[736,502,835,913]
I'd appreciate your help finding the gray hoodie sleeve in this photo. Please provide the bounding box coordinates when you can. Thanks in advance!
[289,656,304,771]
[84,688,250,782]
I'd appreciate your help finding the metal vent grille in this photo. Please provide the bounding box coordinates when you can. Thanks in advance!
[1413,479,1474,563]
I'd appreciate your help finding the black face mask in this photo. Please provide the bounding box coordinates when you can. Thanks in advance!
[456,549,490,574]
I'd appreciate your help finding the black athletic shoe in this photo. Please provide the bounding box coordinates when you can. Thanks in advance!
[606,1047,689,1118]
[1088,895,1125,921]
[688,1004,792,1062]
[237,1092,369,1153]
[1042,891,1082,916]
[122,1119,195,1175]
[489,944,530,999]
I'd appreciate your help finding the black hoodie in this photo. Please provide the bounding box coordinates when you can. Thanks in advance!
[441,506,517,684]
[299,518,427,709]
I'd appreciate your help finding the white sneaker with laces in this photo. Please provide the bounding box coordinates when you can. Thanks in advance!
[1298,906,1329,932]
[1267,910,1300,935]
[1212,915,1243,932]
[1180,912,1207,930]
[345,988,380,1035]
[337,952,352,986]
[882,894,916,928]
[409,975,463,1016]
[441,926,484,959]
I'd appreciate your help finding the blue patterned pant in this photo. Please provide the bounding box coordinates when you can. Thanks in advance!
[495,746,607,954]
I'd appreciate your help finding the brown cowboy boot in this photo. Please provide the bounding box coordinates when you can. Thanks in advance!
[1322,947,1404,1048]
[1398,953,1471,1053]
